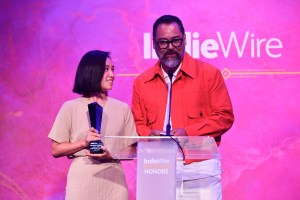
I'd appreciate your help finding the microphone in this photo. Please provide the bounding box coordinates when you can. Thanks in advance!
[167,70,173,82]
[166,70,173,136]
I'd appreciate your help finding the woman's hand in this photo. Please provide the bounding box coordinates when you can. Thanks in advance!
[83,127,101,148]
[51,128,102,158]
[85,146,113,161]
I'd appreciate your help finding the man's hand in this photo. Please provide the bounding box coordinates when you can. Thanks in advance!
[150,130,164,136]
[171,128,187,136]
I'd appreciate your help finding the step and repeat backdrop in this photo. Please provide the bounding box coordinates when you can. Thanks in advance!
[1,1,299,199]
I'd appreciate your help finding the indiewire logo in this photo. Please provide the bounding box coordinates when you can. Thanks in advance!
[143,158,170,175]
[144,158,170,164]
[144,31,283,59]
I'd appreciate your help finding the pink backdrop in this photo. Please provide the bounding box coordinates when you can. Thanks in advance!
[1,1,300,199]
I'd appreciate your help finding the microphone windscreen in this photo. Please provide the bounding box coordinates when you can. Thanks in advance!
[168,71,173,81]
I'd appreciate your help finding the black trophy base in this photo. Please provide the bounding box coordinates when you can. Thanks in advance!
[89,140,104,154]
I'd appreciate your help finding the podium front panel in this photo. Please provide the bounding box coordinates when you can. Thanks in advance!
[137,140,177,200]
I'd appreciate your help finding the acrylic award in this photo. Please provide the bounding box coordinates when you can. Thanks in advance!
[88,102,104,154]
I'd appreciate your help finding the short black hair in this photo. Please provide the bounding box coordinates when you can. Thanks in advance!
[152,15,185,39]
[72,50,110,97]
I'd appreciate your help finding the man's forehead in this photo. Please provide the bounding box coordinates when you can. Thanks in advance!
[155,23,182,38]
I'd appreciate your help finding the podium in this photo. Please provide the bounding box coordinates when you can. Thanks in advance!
[100,136,220,200]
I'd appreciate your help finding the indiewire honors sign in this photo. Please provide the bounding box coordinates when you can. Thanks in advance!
[137,141,177,200]
[143,158,170,175]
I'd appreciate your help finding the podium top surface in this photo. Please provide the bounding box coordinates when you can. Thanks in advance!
[100,136,220,160]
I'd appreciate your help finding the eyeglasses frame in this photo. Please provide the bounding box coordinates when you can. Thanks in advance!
[154,36,185,49]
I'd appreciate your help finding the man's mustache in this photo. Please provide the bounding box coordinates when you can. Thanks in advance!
[163,50,179,57]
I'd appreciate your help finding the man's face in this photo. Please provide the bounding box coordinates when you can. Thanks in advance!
[153,22,186,70]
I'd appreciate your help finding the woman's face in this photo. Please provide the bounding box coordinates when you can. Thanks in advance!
[100,57,115,92]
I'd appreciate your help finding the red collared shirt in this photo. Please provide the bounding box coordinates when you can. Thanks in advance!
[132,52,234,144]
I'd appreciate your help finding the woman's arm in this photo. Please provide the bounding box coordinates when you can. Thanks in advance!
[51,127,100,158]
[51,140,87,158]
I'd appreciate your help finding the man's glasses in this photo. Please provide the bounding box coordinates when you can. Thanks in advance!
[155,37,184,49]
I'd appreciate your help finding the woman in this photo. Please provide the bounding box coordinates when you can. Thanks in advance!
[48,50,137,200]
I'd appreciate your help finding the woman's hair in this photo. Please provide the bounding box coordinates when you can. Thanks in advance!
[72,50,110,97]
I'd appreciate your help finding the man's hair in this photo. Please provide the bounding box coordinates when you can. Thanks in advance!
[72,50,110,97]
[152,15,185,39]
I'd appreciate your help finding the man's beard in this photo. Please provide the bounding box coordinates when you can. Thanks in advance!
[158,50,184,69]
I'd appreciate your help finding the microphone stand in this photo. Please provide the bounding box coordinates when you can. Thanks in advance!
[166,71,173,136]
[166,70,186,163]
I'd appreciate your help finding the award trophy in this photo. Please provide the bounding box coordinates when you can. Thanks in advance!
[88,102,104,154]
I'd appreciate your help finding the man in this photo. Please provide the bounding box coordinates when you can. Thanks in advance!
[132,15,234,199]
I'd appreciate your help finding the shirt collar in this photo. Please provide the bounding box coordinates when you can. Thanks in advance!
[161,63,182,80]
